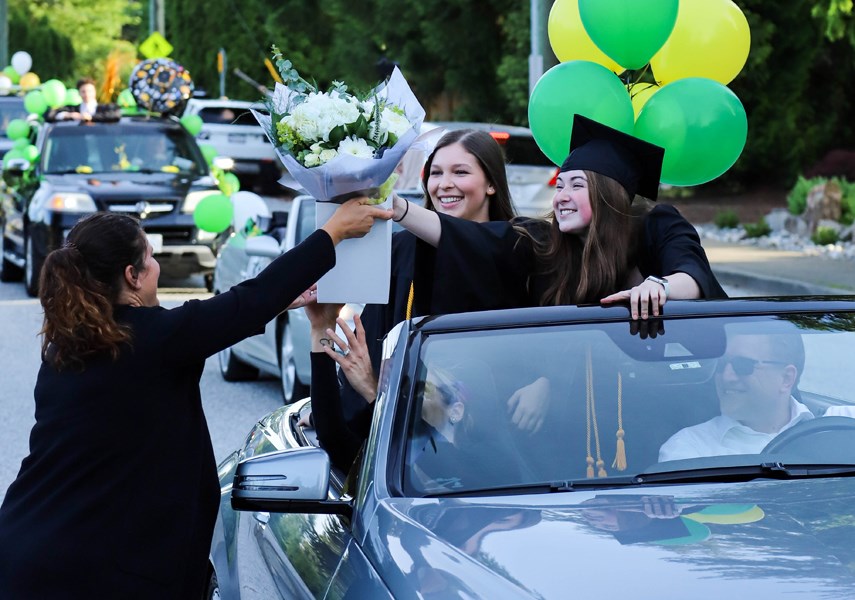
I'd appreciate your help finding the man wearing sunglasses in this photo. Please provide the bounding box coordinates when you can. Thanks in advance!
[659,332,813,462]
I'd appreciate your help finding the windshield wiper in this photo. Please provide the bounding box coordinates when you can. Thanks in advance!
[424,463,855,497]
[635,462,855,485]
[424,476,640,498]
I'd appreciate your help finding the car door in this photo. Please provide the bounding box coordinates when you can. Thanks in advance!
[233,408,353,598]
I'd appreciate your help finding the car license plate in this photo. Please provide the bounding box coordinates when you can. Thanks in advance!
[228,133,246,143]
[146,233,163,254]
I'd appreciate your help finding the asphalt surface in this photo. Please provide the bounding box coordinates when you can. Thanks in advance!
[703,239,855,297]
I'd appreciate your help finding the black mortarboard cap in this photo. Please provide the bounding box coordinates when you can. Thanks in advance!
[560,114,665,201]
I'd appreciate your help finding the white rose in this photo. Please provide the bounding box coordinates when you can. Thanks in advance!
[303,153,320,167]
[338,136,375,159]
[318,148,338,164]
[382,107,412,139]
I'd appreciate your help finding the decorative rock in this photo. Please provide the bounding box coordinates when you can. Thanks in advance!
[804,181,842,234]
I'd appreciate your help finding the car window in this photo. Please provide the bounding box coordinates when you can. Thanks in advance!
[198,106,259,126]
[0,98,28,136]
[497,134,553,168]
[42,124,206,174]
[296,199,316,245]
[401,313,855,497]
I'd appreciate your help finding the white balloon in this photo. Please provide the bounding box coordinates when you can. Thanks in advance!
[0,75,12,95]
[231,191,269,232]
[11,51,32,76]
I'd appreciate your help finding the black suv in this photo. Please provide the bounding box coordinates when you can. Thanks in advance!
[0,116,225,295]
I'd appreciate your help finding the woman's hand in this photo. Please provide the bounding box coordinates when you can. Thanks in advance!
[321,197,393,245]
[287,284,318,310]
[601,279,667,320]
[507,377,551,433]
[320,314,378,403]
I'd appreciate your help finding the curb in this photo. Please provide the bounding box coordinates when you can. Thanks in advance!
[713,267,851,297]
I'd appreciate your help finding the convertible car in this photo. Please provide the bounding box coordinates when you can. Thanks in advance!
[208,297,855,599]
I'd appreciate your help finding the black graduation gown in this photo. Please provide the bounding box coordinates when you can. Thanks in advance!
[0,230,336,599]
[423,204,726,312]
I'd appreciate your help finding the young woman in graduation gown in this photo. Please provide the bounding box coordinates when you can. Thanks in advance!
[0,200,389,598]
[391,114,726,319]
[304,129,517,465]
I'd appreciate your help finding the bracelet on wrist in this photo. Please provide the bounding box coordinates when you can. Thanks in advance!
[392,199,410,222]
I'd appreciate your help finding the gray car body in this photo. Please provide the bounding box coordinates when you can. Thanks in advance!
[209,297,855,599]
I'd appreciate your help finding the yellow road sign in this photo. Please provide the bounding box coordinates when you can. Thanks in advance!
[139,33,173,59]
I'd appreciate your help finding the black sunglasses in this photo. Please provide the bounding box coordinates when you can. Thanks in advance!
[716,356,789,377]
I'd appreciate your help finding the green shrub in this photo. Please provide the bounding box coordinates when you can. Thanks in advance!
[838,178,855,226]
[812,226,839,245]
[787,175,827,216]
[743,218,772,238]
[713,209,740,229]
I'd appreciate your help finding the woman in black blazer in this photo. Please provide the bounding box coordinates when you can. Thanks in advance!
[0,201,390,598]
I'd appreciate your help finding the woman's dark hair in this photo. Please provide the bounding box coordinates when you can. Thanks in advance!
[39,212,148,370]
[538,171,652,305]
[420,129,516,222]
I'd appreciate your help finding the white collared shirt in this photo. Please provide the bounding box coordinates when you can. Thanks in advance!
[80,102,97,116]
[659,397,815,462]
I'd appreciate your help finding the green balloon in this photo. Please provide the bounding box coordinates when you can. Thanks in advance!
[193,193,234,233]
[3,66,19,85]
[220,172,241,196]
[6,118,30,140]
[24,90,48,115]
[41,79,68,109]
[3,147,26,168]
[64,88,82,106]
[579,0,679,70]
[180,114,203,137]
[528,60,634,165]
[634,77,747,186]
[12,137,28,150]
[22,144,39,162]
[199,143,217,165]
[117,88,136,107]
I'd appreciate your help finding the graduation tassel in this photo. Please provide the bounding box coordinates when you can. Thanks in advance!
[612,372,627,471]
[585,347,607,478]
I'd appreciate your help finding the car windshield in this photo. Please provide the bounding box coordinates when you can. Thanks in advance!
[42,123,207,175]
[401,312,855,496]
[0,97,28,136]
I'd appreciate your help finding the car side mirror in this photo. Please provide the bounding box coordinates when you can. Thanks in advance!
[245,235,281,258]
[231,447,352,517]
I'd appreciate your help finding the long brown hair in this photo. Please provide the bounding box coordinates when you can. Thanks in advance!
[539,171,652,305]
[420,129,516,222]
[39,213,147,370]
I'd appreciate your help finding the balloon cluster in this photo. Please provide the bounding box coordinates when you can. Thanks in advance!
[191,142,246,234]
[128,58,194,115]
[533,0,750,187]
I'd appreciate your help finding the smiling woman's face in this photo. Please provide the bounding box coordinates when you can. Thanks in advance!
[426,142,493,223]
[553,169,593,234]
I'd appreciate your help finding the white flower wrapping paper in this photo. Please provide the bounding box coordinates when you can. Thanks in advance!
[252,67,426,303]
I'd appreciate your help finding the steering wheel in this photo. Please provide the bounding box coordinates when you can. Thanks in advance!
[761,416,855,457]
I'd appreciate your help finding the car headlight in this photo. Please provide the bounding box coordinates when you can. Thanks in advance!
[182,190,220,214]
[47,192,96,212]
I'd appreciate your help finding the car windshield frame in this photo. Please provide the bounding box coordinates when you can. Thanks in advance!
[393,310,855,498]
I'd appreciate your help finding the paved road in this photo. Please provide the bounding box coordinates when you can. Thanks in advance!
[0,276,284,505]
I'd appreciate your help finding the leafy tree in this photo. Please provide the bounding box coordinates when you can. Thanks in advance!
[17,0,141,85]
[8,5,75,82]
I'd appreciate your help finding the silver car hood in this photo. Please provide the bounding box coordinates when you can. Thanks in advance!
[363,477,855,599]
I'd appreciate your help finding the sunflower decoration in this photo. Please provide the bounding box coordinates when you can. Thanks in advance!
[128,58,194,115]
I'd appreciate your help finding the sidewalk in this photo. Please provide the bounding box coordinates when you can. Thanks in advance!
[702,239,855,296]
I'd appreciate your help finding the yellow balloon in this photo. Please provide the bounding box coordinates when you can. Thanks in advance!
[548,0,624,74]
[650,0,750,85]
[628,82,660,119]
[19,72,41,92]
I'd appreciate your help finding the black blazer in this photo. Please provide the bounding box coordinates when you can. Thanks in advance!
[0,230,335,598]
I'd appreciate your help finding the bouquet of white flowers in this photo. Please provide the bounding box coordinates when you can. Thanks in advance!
[252,47,426,202]
[252,49,427,303]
